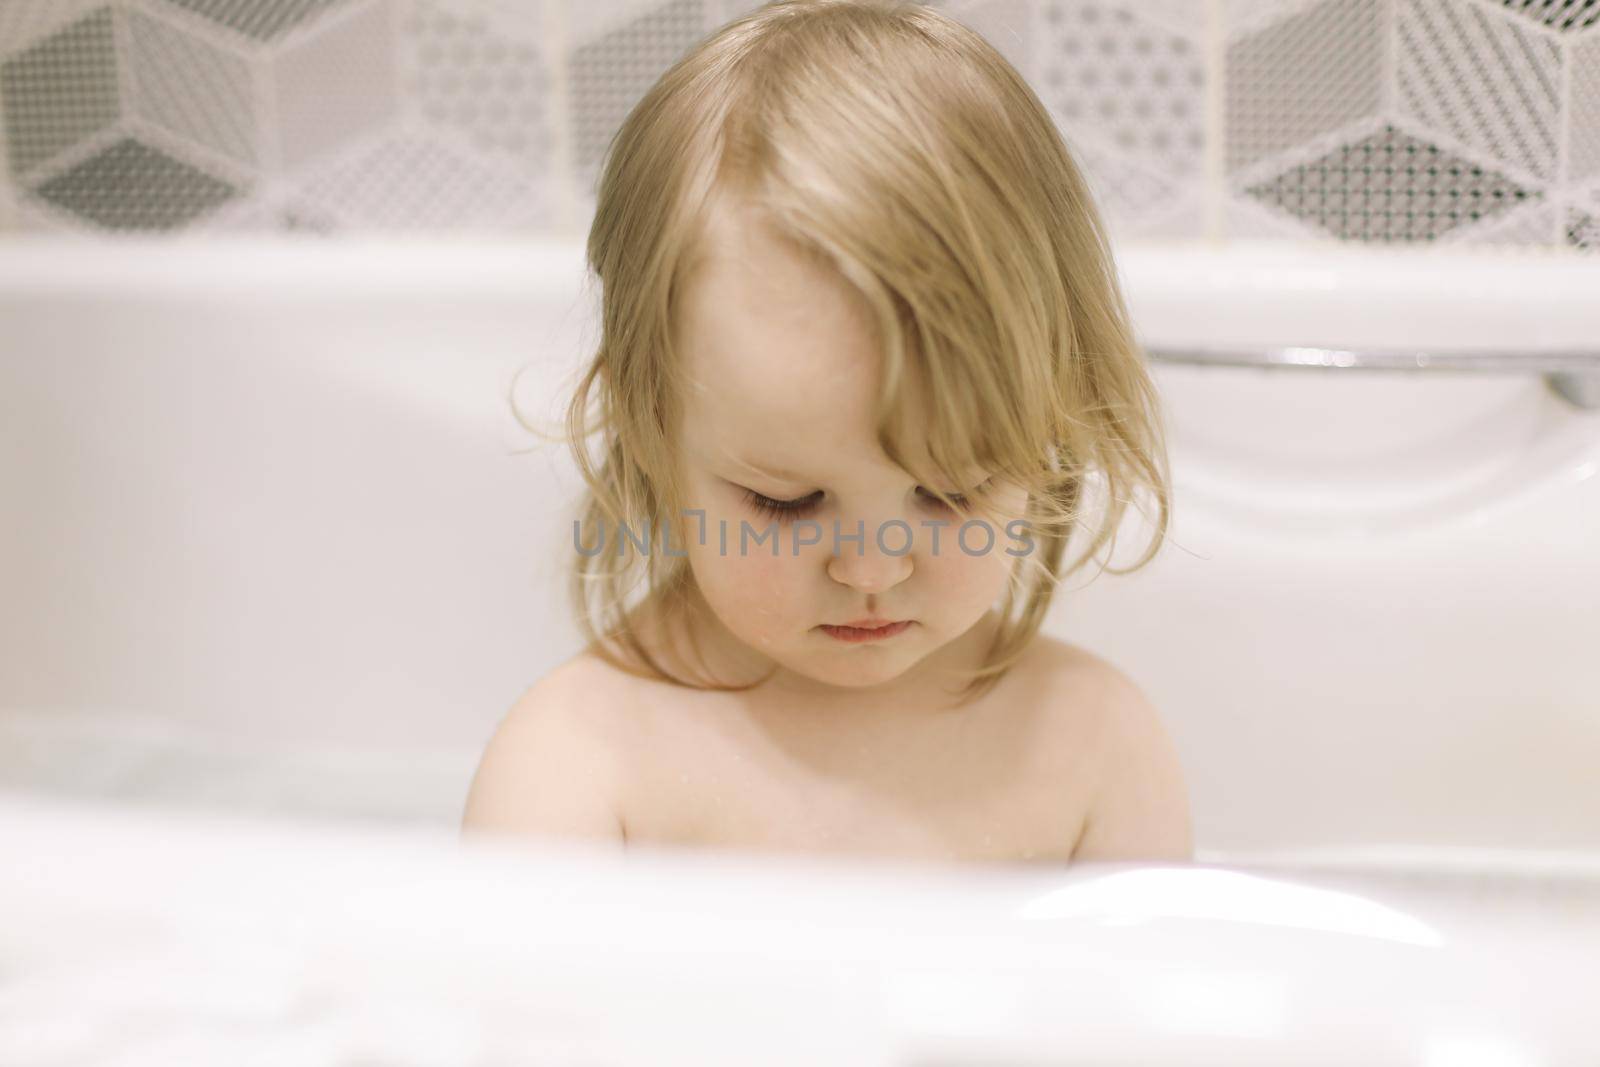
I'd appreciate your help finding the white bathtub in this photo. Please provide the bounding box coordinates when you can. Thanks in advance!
[2,236,1598,1063]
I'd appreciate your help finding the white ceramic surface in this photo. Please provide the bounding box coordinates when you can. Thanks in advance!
[2,789,1598,1066]
[2,236,1596,856]
[2,236,1598,1064]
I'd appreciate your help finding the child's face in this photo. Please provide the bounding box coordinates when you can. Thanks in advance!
[668,206,1031,692]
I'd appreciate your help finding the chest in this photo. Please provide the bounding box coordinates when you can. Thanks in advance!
[614,686,1099,865]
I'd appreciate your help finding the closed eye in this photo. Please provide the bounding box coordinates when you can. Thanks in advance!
[742,489,822,523]
[740,478,993,523]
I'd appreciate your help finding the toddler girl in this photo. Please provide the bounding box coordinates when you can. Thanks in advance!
[464,0,1191,865]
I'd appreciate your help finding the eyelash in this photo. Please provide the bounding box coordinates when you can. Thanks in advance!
[741,481,989,523]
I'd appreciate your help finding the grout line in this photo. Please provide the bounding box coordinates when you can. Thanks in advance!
[1203,0,1225,243]
[1556,23,1571,247]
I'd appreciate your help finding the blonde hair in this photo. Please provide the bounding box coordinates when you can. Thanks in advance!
[552,0,1170,701]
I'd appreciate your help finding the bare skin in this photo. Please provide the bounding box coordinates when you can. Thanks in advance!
[462,196,1193,866]
[542,587,1120,866]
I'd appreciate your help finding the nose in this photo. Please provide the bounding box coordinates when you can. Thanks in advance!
[825,522,914,593]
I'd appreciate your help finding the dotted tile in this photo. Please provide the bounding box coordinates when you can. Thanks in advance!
[568,0,704,186]
[1397,0,1560,183]
[405,2,551,166]
[157,0,352,43]
[1499,0,1600,33]
[127,9,258,166]
[0,7,119,177]
[31,136,241,230]
[1442,200,1554,246]
[1245,124,1539,242]
[1226,0,1383,175]
[1038,1,1206,181]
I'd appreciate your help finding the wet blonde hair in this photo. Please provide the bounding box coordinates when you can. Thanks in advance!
[555,0,1170,701]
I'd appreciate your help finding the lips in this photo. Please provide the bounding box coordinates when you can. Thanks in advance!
[819,619,913,643]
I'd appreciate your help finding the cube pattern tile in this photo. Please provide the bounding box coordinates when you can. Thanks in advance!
[126,8,258,166]
[1037,2,1206,182]
[0,0,1593,252]
[271,0,400,169]
[1396,0,1561,182]
[1,7,119,177]
[1245,122,1539,241]
[1573,32,1600,182]
[568,0,705,192]
[1226,0,1384,176]
[295,131,543,229]
[33,135,240,229]
[157,0,353,42]
[1499,0,1600,33]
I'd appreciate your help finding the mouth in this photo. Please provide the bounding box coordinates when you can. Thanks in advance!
[818,619,913,643]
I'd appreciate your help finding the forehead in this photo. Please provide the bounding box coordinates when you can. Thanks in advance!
[674,204,890,466]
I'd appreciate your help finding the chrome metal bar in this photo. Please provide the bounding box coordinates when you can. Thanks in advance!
[1143,345,1600,411]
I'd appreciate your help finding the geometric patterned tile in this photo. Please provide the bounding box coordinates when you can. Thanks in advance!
[1572,33,1600,184]
[946,0,1035,79]
[1226,0,1384,175]
[273,0,399,170]
[127,9,258,166]
[1440,199,1555,246]
[1245,124,1540,242]
[1567,206,1600,250]
[1125,0,1209,35]
[1224,0,1327,37]
[0,7,119,177]
[1039,1,1206,182]
[1066,134,1186,232]
[1498,0,1600,33]
[31,136,241,230]
[1396,0,1560,183]
[294,132,539,229]
[406,2,551,166]
[155,0,353,43]
[0,0,110,58]
[568,0,704,186]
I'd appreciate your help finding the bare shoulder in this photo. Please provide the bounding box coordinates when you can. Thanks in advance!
[458,650,633,844]
[1028,635,1194,863]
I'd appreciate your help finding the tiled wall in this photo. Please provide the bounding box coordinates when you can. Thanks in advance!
[1,0,1596,250]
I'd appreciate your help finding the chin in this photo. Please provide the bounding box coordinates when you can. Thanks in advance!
[800,652,915,690]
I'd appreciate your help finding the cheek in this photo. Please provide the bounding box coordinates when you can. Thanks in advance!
[920,515,1024,604]
[686,519,812,630]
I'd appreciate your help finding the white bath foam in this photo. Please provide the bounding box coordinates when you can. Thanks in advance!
[0,708,480,826]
